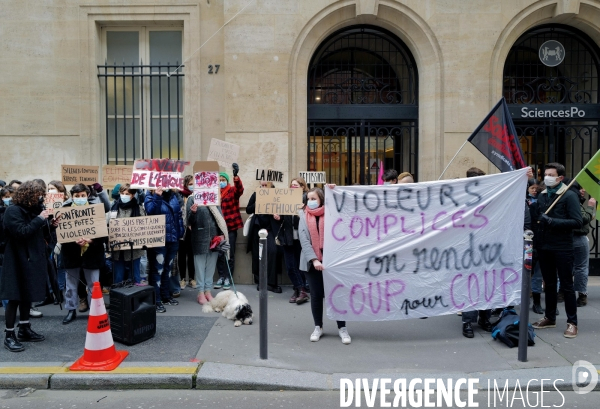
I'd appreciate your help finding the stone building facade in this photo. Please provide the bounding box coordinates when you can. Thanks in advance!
[1,0,599,281]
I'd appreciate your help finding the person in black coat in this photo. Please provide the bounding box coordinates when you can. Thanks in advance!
[0,181,53,352]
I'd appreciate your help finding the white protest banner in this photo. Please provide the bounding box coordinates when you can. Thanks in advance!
[109,215,166,250]
[255,188,303,215]
[55,204,109,244]
[61,165,99,184]
[44,193,64,214]
[130,159,190,190]
[206,138,240,168]
[323,168,529,321]
[299,171,326,184]
[193,161,220,206]
[256,169,284,183]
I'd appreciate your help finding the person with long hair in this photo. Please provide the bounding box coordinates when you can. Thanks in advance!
[0,181,53,351]
[298,187,351,344]
[177,175,195,289]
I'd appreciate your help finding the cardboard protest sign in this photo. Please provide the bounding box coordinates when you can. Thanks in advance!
[44,193,64,215]
[206,139,240,168]
[109,215,166,250]
[102,165,133,186]
[255,188,303,215]
[193,161,220,206]
[299,171,326,184]
[256,169,284,183]
[55,203,109,244]
[323,168,529,321]
[130,159,190,190]
[61,165,99,184]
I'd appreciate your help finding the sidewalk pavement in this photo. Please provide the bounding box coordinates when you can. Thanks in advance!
[0,277,598,391]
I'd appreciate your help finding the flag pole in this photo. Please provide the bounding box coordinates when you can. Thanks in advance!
[438,139,469,180]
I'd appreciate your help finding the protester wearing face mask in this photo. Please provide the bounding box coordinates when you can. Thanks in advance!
[382,169,398,185]
[0,181,54,351]
[298,187,351,345]
[215,165,244,291]
[177,175,196,289]
[61,184,108,325]
[530,163,583,338]
[0,187,17,310]
[110,184,146,286]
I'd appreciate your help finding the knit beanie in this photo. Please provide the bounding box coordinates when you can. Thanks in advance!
[219,172,230,183]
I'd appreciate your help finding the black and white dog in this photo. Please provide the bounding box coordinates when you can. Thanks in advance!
[202,290,253,327]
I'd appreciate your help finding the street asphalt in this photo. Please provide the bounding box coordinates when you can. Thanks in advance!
[0,277,598,392]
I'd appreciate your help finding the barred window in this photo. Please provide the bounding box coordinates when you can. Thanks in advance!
[98,28,184,164]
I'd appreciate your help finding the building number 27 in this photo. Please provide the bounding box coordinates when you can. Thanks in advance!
[208,64,220,74]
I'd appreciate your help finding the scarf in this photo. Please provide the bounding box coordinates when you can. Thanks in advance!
[181,187,193,198]
[73,200,90,256]
[305,205,325,262]
[116,197,141,217]
[546,182,562,197]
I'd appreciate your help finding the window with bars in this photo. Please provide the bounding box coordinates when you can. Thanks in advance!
[97,28,184,165]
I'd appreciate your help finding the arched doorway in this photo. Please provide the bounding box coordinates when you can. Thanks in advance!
[503,24,600,257]
[307,25,418,185]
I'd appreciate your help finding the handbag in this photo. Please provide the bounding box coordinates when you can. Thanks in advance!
[243,214,253,237]
[275,224,284,246]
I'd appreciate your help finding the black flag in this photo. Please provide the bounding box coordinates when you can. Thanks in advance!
[467,98,526,172]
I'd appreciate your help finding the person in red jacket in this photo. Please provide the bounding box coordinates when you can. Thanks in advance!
[215,164,244,290]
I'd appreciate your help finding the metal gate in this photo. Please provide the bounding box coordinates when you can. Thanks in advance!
[307,26,418,185]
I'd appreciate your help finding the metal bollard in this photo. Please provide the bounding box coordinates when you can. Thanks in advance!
[518,229,534,362]
[258,228,268,360]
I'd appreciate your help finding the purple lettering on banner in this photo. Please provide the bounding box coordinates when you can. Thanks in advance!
[450,274,465,309]
[366,216,381,241]
[368,282,383,314]
[350,216,364,239]
[452,210,466,228]
[329,284,347,315]
[468,273,480,307]
[500,267,519,303]
[332,218,346,241]
[420,212,426,235]
[350,284,365,315]
[401,216,416,234]
[432,211,448,231]
[469,205,489,229]
[484,269,496,302]
[385,279,406,311]
[384,215,398,234]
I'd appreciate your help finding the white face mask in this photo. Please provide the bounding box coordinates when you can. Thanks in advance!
[48,189,58,194]
[307,200,319,210]
[544,175,560,188]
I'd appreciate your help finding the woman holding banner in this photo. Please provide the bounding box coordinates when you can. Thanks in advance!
[0,181,51,351]
[298,187,351,345]
[61,184,107,325]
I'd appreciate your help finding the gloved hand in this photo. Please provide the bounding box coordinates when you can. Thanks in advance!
[232,163,239,177]
[92,183,103,193]
[219,240,231,254]
[540,214,552,225]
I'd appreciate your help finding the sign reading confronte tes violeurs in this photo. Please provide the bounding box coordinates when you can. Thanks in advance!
[55,203,109,244]
[323,168,529,321]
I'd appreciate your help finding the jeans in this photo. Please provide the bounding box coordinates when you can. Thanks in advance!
[573,235,589,294]
[56,253,66,291]
[217,230,238,280]
[140,252,149,279]
[538,248,577,325]
[148,242,179,303]
[305,266,345,329]
[113,258,142,284]
[64,268,99,311]
[282,244,303,289]
[194,252,219,292]
[531,262,543,294]
[462,309,490,324]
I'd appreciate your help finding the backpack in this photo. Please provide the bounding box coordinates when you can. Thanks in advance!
[491,308,536,348]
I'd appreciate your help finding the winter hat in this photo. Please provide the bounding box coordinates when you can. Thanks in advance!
[219,172,230,183]
[111,184,121,200]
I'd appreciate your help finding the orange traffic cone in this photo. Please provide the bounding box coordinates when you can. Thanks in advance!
[70,282,128,371]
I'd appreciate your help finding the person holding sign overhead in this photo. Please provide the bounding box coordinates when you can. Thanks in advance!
[298,187,351,345]
[144,186,184,313]
[61,184,108,325]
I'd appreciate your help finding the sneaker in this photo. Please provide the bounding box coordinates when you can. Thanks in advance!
[29,308,43,318]
[223,279,231,290]
[577,293,587,307]
[310,326,323,342]
[564,323,578,338]
[532,317,556,329]
[78,298,89,313]
[156,302,166,313]
[172,291,181,298]
[205,291,213,302]
[189,279,197,289]
[165,298,179,306]
[179,280,186,290]
[338,327,351,345]
[140,279,148,285]
[134,282,148,287]
[197,292,208,305]
[102,287,110,295]
[214,278,224,289]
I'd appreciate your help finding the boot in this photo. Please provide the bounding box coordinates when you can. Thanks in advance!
[78,297,89,313]
[4,330,25,352]
[289,288,299,303]
[296,288,309,305]
[532,292,544,314]
[63,310,77,325]
[462,323,474,338]
[34,293,54,308]
[17,323,45,342]
[197,292,208,305]
[205,291,213,302]
[577,293,587,307]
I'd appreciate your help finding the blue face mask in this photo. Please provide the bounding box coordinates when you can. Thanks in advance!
[220,181,227,189]
[307,200,319,210]
[383,181,391,185]
[73,197,88,206]
[120,194,131,204]
[2,198,11,206]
